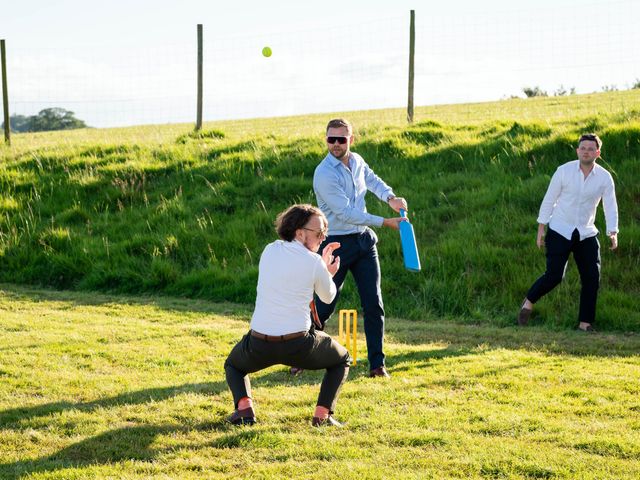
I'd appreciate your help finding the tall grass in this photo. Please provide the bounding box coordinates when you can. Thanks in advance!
[1,91,639,329]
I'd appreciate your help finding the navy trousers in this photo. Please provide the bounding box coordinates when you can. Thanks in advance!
[315,228,386,370]
[527,228,601,325]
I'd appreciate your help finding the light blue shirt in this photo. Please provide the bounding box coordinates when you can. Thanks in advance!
[313,151,395,235]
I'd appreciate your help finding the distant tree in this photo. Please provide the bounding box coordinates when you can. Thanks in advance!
[552,85,577,96]
[4,114,31,132]
[601,85,618,92]
[28,108,87,132]
[2,108,88,133]
[523,86,548,98]
[632,79,640,89]
[554,85,568,96]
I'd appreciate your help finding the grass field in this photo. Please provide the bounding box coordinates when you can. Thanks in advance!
[1,284,639,479]
[1,90,639,330]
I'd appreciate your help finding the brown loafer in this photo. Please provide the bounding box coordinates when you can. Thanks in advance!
[227,407,256,426]
[312,415,343,427]
[517,306,532,326]
[369,366,390,378]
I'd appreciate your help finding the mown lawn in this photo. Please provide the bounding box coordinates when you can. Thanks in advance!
[1,285,638,479]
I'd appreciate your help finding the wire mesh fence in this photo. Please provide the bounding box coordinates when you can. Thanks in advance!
[2,1,639,131]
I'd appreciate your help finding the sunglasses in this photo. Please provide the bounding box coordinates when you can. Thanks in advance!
[326,136,349,145]
[303,227,328,239]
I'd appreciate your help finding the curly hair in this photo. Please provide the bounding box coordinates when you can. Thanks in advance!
[275,204,326,241]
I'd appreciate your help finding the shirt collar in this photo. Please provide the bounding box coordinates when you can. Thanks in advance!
[576,160,599,177]
[327,152,352,168]
[292,239,309,251]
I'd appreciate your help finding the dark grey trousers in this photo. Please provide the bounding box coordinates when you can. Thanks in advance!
[224,329,351,413]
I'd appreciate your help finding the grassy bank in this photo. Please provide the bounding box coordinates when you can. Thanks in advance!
[1,285,639,479]
[0,90,639,329]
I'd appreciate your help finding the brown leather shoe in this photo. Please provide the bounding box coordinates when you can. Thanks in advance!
[517,306,532,326]
[227,407,256,425]
[312,415,343,427]
[369,366,390,378]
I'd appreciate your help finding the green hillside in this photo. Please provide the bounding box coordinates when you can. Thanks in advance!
[1,90,639,329]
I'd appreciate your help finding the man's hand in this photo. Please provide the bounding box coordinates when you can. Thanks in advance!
[383,217,406,230]
[388,197,408,213]
[536,224,546,249]
[322,242,341,276]
[608,232,618,250]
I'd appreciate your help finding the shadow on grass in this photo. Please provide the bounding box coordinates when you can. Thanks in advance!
[251,359,373,388]
[386,320,640,358]
[0,381,227,429]
[387,345,474,375]
[0,421,227,480]
[0,283,253,320]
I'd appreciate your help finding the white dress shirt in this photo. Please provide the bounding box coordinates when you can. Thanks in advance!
[250,240,336,336]
[537,160,618,241]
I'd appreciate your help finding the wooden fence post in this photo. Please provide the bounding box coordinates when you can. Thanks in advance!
[1,40,10,145]
[407,11,415,124]
[196,24,203,131]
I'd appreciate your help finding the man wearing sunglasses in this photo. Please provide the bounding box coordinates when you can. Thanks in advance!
[518,133,619,332]
[312,118,407,378]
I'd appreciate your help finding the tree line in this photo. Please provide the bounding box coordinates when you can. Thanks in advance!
[2,108,88,133]
[522,79,640,98]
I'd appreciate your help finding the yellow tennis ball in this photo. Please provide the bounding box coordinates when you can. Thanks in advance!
[262,46,272,57]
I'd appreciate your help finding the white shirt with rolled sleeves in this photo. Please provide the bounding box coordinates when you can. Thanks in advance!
[313,152,395,235]
[250,239,336,336]
[537,160,618,241]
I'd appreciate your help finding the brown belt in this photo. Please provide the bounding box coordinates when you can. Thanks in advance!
[250,330,306,342]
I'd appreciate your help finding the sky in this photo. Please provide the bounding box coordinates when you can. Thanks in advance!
[2,0,639,128]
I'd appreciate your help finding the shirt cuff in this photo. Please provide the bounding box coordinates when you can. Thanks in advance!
[371,215,385,228]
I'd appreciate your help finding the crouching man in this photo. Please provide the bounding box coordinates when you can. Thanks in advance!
[224,204,350,427]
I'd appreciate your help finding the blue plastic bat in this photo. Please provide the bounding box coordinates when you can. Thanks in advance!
[399,208,421,272]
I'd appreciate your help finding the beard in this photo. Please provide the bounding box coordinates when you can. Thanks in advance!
[303,237,320,252]
[331,146,349,160]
